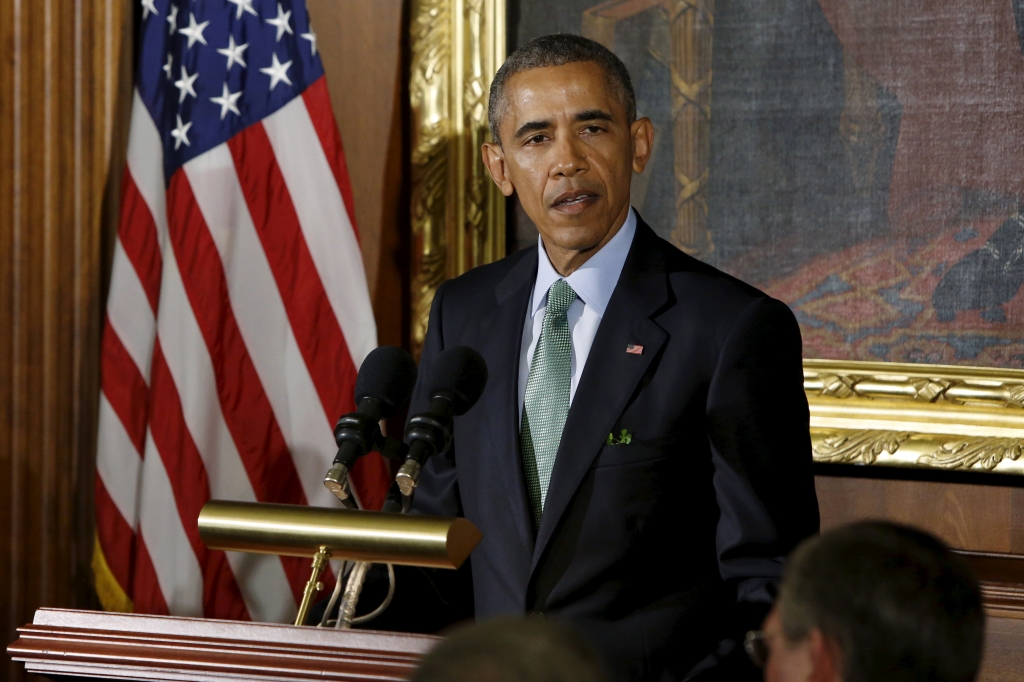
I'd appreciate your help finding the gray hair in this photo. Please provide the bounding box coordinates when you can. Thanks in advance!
[778,522,984,682]
[487,34,636,146]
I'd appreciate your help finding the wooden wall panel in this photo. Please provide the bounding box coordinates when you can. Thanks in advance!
[311,0,409,348]
[816,475,1024,555]
[0,1,131,680]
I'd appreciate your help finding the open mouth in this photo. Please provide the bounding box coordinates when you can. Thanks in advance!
[551,189,599,209]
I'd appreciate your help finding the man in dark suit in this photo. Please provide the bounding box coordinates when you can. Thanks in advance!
[404,34,819,681]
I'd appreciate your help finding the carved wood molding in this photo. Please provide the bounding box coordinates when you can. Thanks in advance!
[409,0,506,358]
[806,360,1024,475]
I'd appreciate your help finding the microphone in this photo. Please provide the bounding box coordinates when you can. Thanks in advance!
[395,346,487,497]
[323,346,418,502]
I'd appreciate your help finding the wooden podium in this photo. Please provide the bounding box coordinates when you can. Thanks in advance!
[7,608,439,681]
[10,606,1024,681]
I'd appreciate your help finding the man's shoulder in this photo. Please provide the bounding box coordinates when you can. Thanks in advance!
[434,245,536,308]
[634,220,794,337]
[637,220,784,317]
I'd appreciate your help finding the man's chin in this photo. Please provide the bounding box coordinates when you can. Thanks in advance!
[535,223,609,254]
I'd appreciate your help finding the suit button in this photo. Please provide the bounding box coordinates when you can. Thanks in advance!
[529,611,545,618]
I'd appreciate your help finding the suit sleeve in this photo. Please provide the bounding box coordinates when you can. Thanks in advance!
[704,296,819,641]
[407,279,464,518]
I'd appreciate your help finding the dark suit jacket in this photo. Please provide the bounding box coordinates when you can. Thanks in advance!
[405,216,819,680]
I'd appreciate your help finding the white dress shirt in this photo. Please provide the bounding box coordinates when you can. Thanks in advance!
[518,208,637,419]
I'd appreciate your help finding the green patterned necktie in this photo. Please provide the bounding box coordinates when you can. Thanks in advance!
[521,278,577,528]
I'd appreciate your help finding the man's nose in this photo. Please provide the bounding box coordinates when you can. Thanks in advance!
[549,134,587,176]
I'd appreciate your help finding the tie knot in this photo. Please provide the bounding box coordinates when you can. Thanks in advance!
[546,279,577,317]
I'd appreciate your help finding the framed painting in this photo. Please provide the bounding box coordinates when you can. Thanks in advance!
[408,0,1024,477]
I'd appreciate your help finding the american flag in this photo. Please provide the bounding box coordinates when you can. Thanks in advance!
[93,0,387,622]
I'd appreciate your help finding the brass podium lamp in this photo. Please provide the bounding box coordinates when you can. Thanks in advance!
[199,500,482,627]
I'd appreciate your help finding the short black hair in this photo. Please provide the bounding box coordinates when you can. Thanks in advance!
[779,522,984,682]
[412,617,608,682]
[487,34,636,146]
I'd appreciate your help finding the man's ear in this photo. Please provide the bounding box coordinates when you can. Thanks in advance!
[806,628,842,682]
[630,117,654,174]
[481,142,515,197]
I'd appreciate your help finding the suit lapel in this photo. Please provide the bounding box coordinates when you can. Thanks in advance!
[476,249,537,552]
[531,220,671,570]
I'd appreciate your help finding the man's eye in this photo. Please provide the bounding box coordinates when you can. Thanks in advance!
[582,125,603,134]
[526,134,547,144]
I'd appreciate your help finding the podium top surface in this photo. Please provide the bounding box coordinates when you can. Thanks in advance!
[9,608,440,681]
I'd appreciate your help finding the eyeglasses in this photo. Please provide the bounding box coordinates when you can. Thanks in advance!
[744,629,769,668]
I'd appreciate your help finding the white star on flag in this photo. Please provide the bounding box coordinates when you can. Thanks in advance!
[259,52,293,90]
[174,65,199,103]
[266,3,293,42]
[140,0,158,20]
[166,4,178,35]
[163,53,173,79]
[301,28,317,56]
[179,12,210,49]
[170,114,192,149]
[210,83,243,120]
[227,0,258,20]
[217,35,248,70]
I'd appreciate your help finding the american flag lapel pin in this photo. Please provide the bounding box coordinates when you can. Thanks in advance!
[626,342,644,355]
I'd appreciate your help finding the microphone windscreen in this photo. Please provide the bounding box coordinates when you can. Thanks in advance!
[428,346,488,415]
[354,346,419,419]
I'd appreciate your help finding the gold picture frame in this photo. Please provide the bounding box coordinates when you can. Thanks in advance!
[806,360,1024,474]
[409,0,507,357]
[408,0,1024,477]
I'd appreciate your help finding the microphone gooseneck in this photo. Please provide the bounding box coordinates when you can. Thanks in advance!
[396,346,487,497]
[323,346,418,502]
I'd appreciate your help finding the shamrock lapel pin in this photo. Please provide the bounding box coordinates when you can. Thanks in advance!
[606,429,633,445]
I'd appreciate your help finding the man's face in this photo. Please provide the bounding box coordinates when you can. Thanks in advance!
[763,608,814,682]
[762,606,841,682]
[482,61,653,268]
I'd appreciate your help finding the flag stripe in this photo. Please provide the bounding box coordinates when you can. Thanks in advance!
[116,169,163,313]
[100,322,149,456]
[96,391,143,525]
[262,94,377,369]
[301,77,360,243]
[132,532,170,616]
[225,125,356,429]
[137,428,205,617]
[147,344,252,620]
[106,240,157,381]
[125,91,169,252]
[184,143,343,512]
[154,241,302,612]
[95,476,135,595]
[165,171,308,510]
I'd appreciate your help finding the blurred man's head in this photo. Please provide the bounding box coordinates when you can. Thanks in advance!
[754,522,984,682]
[481,34,654,276]
[412,617,608,682]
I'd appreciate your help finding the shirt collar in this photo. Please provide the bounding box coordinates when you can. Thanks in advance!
[531,207,637,319]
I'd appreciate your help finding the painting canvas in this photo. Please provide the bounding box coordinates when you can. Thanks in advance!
[511,0,1024,369]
